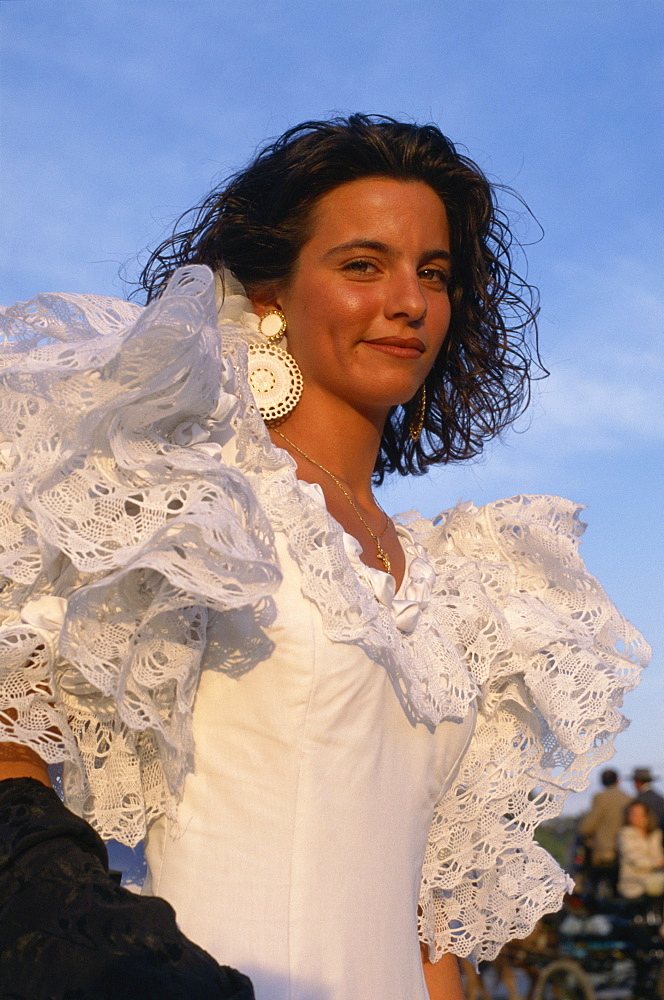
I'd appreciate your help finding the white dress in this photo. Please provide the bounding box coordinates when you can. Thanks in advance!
[144,521,477,999]
[0,266,650,999]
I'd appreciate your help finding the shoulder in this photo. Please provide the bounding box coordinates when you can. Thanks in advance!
[589,789,608,810]
[0,266,285,842]
[409,493,649,666]
[407,494,589,581]
[608,786,631,804]
[591,790,612,810]
[638,790,664,818]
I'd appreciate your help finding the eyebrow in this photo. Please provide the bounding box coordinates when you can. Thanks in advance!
[323,239,451,262]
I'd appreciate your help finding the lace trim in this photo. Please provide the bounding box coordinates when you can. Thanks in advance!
[1,268,281,845]
[412,495,648,963]
[297,477,435,634]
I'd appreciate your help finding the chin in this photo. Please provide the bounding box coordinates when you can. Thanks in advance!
[364,381,422,409]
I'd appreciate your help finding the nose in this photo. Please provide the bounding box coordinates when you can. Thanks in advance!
[384,271,427,324]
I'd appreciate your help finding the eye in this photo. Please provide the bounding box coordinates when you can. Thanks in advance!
[342,259,379,275]
[418,266,450,288]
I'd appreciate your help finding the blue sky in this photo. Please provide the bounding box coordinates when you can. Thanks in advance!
[1,0,662,814]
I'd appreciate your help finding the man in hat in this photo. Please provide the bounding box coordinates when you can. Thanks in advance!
[578,768,631,898]
[632,767,664,832]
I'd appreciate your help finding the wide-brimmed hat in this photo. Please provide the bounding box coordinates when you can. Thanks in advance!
[631,767,657,783]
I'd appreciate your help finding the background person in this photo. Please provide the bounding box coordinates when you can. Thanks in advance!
[617,802,664,1000]
[579,768,632,898]
[617,801,664,901]
[632,768,664,832]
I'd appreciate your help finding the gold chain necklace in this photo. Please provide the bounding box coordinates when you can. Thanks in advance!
[273,428,392,574]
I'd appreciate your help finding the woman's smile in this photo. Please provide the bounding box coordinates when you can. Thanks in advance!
[363,336,426,359]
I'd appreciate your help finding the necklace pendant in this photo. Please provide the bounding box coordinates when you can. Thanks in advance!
[376,542,391,575]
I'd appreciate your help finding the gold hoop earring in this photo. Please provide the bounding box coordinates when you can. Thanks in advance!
[409,384,426,442]
[248,309,303,424]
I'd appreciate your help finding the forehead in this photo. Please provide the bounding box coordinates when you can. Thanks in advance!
[306,177,449,246]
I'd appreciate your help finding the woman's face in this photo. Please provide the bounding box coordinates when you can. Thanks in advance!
[254,177,452,421]
[627,803,649,831]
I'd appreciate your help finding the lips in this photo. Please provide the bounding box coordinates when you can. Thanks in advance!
[364,336,426,359]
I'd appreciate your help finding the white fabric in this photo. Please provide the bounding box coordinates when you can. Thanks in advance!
[144,532,476,1000]
[0,269,281,843]
[299,477,435,634]
[617,826,664,898]
[0,265,650,986]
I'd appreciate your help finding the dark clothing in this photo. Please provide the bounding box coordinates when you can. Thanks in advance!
[0,778,254,1000]
[586,860,620,900]
[636,786,664,832]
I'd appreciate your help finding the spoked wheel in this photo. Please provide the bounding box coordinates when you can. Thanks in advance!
[653,956,664,1000]
[531,958,595,1000]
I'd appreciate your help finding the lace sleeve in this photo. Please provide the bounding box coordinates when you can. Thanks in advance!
[416,495,649,965]
[0,266,281,846]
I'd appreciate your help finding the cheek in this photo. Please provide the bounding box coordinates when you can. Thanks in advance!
[300,288,377,348]
[320,283,378,323]
[288,278,362,326]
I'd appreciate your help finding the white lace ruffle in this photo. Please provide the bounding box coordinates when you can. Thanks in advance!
[297,477,435,633]
[413,495,649,964]
[0,268,281,845]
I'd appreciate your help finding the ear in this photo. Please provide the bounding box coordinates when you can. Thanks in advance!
[249,289,283,318]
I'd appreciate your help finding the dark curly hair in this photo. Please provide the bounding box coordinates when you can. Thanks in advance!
[139,114,544,482]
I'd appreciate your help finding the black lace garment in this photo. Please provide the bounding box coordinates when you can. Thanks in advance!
[0,778,254,1000]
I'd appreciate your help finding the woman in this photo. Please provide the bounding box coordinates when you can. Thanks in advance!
[618,802,664,901]
[0,115,649,1000]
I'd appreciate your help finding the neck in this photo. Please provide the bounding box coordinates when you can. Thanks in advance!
[272,392,386,502]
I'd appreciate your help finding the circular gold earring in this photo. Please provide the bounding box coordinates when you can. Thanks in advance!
[248,309,303,424]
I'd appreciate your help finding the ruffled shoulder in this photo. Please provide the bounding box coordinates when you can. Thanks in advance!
[412,495,649,964]
[0,267,281,845]
[423,494,647,745]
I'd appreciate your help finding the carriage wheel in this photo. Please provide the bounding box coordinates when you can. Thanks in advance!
[531,958,595,1000]
[654,956,664,1000]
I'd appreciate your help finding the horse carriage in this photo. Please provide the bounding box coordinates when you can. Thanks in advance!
[462,893,664,1000]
